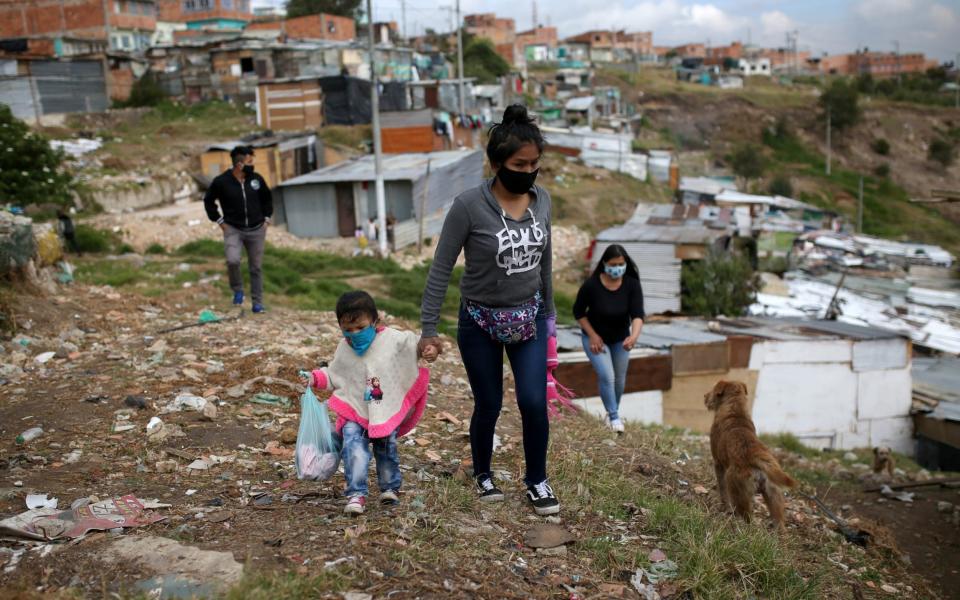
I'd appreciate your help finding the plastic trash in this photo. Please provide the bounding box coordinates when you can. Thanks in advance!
[34,352,56,364]
[146,417,163,434]
[26,494,58,509]
[249,393,291,408]
[16,427,43,444]
[295,384,341,481]
[198,310,220,324]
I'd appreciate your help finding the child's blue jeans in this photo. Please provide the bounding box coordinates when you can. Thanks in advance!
[341,420,401,498]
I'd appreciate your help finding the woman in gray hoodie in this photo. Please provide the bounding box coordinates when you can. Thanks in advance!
[419,105,559,516]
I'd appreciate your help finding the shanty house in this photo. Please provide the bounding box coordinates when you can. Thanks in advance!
[555,317,915,454]
[590,203,732,314]
[564,95,596,127]
[275,150,483,247]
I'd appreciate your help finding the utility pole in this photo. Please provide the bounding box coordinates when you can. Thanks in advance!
[401,0,406,42]
[367,0,388,256]
[955,52,959,109]
[857,176,864,233]
[456,0,465,116]
[826,105,832,176]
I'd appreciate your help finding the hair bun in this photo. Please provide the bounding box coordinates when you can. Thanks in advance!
[501,104,532,125]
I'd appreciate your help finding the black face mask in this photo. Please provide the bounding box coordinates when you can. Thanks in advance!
[242,164,255,176]
[497,166,539,195]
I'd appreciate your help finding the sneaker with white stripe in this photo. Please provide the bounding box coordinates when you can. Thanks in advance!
[526,480,560,515]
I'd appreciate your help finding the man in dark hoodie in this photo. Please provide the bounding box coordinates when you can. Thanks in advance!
[203,145,273,313]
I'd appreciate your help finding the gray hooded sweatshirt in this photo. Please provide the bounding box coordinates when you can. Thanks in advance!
[420,177,554,338]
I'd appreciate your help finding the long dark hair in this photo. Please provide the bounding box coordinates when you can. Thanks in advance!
[592,244,641,281]
[486,104,545,167]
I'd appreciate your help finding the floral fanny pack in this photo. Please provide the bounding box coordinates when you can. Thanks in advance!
[465,292,541,345]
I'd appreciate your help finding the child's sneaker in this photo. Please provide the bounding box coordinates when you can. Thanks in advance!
[476,474,505,502]
[232,291,244,306]
[526,480,560,515]
[344,495,366,515]
[380,490,400,505]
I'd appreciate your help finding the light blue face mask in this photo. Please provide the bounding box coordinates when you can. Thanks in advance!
[604,263,627,279]
[343,325,377,356]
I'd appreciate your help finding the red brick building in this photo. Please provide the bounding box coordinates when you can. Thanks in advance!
[246,13,355,42]
[671,43,705,59]
[515,25,557,63]
[157,0,251,29]
[0,0,158,52]
[814,51,937,76]
[706,41,743,61]
[464,12,515,65]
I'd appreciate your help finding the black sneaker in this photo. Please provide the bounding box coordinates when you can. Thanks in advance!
[526,480,560,515]
[476,474,505,502]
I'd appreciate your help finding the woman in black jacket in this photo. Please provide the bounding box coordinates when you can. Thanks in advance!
[572,244,645,433]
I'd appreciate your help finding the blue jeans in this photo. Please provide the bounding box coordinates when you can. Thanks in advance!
[458,304,549,486]
[341,420,401,498]
[581,333,631,421]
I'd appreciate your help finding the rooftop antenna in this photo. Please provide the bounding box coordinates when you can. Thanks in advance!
[532,0,538,29]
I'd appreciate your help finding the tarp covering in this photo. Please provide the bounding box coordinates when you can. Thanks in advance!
[318,76,407,125]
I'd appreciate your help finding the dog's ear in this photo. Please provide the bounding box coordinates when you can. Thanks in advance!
[705,380,728,410]
[873,447,879,456]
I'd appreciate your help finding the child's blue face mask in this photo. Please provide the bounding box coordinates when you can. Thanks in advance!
[344,325,377,355]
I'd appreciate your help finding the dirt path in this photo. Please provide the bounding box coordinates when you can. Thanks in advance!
[836,484,960,599]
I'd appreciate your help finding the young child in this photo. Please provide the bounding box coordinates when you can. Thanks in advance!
[308,291,438,514]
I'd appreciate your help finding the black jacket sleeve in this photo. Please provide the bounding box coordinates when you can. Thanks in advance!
[203,177,221,223]
[630,277,646,320]
[259,176,273,219]
[572,278,591,320]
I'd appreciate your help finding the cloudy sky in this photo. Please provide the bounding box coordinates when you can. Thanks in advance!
[254,0,959,62]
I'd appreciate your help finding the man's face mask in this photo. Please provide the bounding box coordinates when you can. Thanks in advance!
[242,163,255,175]
[343,325,377,356]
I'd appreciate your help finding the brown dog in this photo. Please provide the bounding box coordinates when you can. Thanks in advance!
[704,380,797,529]
[872,447,895,478]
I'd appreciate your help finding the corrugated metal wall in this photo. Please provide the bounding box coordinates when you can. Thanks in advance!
[592,241,681,315]
[282,184,339,238]
[32,60,108,115]
[0,60,37,121]
[366,181,414,221]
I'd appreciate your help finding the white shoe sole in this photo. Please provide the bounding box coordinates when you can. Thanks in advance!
[478,493,505,502]
[533,503,560,516]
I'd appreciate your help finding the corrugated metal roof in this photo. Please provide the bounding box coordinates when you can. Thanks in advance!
[597,223,727,244]
[636,323,729,348]
[913,357,960,414]
[279,150,481,186]
[565,96,596,110]
[206,133,314,152]
[679,176,731,196]
[713,316,903,341]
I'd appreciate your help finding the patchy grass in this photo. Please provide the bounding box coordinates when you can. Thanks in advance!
[223,570,356,600]
[97,101,255,159]
[317,125,372,150]
[73,224,123,254]
[74,260,146,287]
[762,128,960,253]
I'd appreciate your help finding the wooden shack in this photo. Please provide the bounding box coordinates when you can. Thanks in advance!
[255,77,324,131]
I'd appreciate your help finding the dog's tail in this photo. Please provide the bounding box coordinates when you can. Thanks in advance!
[753,451,798,488]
